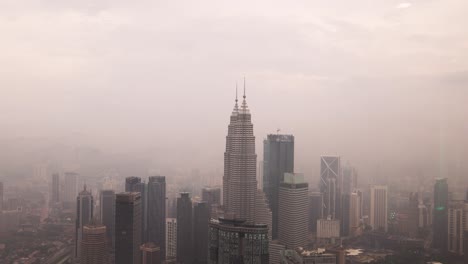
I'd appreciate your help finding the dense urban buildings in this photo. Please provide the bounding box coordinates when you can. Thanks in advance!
[201,186,221,206]
[140,242,161,264]
[193,202,210,264]
[80,225,108,264]
[176,192,193,263]
[320,156,341,220]
[447,200,468,255]
[75,185,94,259]
[370,185,388,232]
[263,134,294,239]
[278,173,308,249]
[166,218,177,261]
[208,218,269,264]
[433,178,449,251]
[99,190,115,248]
[147,176,166,258]
[223,89,257,222]
[115,192,142,264]
[317,218,340,240]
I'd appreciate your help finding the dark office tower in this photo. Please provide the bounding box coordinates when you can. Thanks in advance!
[193,202,210,264]
[341,165,357,195]
[208,218,269,264]
[81,225,108,264]
[308,192,323,233]
[140,242,161,264]
[115,192,142,264]
[125,176,147,242]
[320,156,341,219]
[263,134,294,239]
[176,192,193,264]
[100,190,115,248]
[223,86,257,222]
[75,185,94,259]
[433,178,448,251]
[147,176,166,259]
[464,230,468,263]
[50,173,60,204]
[408,192,419,238]
[340,194,351,236]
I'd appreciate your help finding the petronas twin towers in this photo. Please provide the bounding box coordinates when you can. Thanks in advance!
[223,82,271,228]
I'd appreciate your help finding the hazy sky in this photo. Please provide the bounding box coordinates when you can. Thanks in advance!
[1,0,467,184]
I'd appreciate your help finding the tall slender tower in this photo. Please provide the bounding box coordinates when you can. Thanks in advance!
[147,176,166,259]
[193,202,210,264]
[370,185,388,232]
[75,185,94,259]
[64,172,78,206]
[223,83,257,222]
[263,134,294,239]
[433,178,449,251]
[100,190,115,249]
[320,156,341,220]
[176,192,193,264]
[81,224,108,264]
[50,173,60,204]
[125,177,147,242]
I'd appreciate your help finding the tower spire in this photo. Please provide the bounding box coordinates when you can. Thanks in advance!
[243,77,246,99]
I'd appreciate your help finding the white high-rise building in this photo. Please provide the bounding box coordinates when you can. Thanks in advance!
[349,190,363,236]
[223,84,257,222]
[370,186,388,232]
[278,173,308,249]
[447,200,468,255]
[166,218,177,260]
[320,156,341,219]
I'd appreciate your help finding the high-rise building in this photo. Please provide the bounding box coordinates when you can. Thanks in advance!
[407,192,419,238]
[370,185,388,232]
[341,165,357,195]
[115,192,142,264]
[125,176,147,242]
[223,87,257,222]
[320,156,341,220]
[176,192,193,263]
[81,224,108,264]
[147,176,166,259]
[316,218,340,239]
[50,173,60,204]
[64,172,78,205]
[0,181,3,212]
[349,190,363,237]
[100,190,115,248]
[202,186,222,218]
[193,202,210,264]
[166,218,177,261]
[254,189,273,239]
[309,192,323,233]
[341,194,351,237]
[278,173,308,249]
[75,185,94,259]
[433,178,449,251]
[208,218,269,264]
[140,242,161,264]
[447,200,468,255]
[263,134,294,239]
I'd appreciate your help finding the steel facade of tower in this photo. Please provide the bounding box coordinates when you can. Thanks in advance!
[176,192,193,263]
[223,91,257,222]
[100,190,115,249]
[115,192,142,264]
[147,176,166,259]
[433,178,448,251]
[320,156,341,220]
[125,176,147,242]
[193,202,210,264]
[263,134,294,239]
[208,218,269,264]
[75,186,94,259]
[81,225,108,264]
[370,185,388,232]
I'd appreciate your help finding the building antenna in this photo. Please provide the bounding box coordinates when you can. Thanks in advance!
[243,76,246,99]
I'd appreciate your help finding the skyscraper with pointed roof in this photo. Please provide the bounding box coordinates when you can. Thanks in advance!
[75,185,94,259]
[223,81,258,222]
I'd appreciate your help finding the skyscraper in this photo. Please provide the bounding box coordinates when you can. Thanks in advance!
[147,176,166,259]
[50,173,60,204]
[100,190,115,248]
[278,173,308,249]
[349,190,363,237]
[263,134,294,239]
[75,185,94,259]
[166,218,177,261]
[115,192,142,264]
[64,172,78,206]
[433,178,448,251]
[407,192,419,238]
[341,165,357,195]
[81,224,108,264]
[202,186,222,218]
[223,86,257,222]
[370,185,388,232]
[308,192,323,233]
[0,181,3,212]
[340,194,351,236]
[320,156,341,219]
[140,242,161,264]
[254,189,273,238]
[193,202,210,264]
[208,218,269,264]
[125,176,147,242]
[176,192,193,264]
[447,200,467,255]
